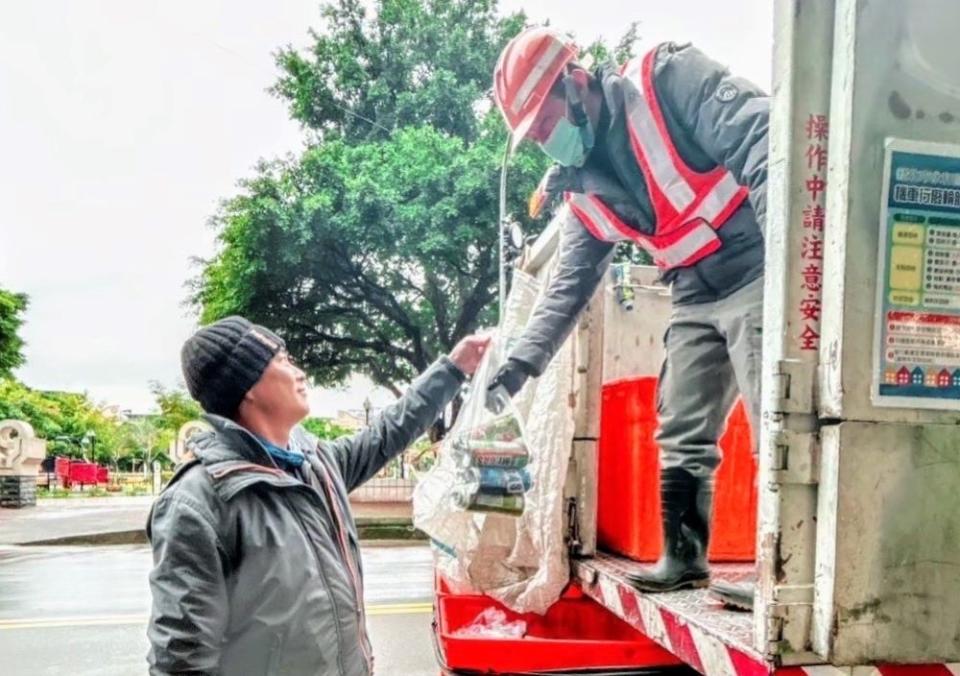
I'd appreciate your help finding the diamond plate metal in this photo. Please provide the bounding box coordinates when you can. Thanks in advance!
[578,553,762,662]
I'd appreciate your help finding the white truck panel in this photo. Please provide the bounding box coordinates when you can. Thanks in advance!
[817,421,960,663]
[815,0,960,662]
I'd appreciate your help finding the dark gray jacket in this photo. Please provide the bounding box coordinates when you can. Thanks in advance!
[511,43,769,376]
[146,357,464,676]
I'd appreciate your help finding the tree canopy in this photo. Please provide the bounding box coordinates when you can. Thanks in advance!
[0,379,202,470]
[0,288,28,379]
[0,380,121,462]
[149,381,203,441]
[302,417,353,441]
[272,0,522,143]
[193,0,546,396]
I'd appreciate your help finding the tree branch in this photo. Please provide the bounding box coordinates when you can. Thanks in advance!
[450,247,497,341]
[291,320,417,363]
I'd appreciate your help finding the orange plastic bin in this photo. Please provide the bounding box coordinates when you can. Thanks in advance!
[597,376,757,562]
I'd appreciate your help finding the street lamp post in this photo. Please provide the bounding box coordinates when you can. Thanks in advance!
[81,431,97,463]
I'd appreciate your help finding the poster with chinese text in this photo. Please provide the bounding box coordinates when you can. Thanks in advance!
[873,138,960,409]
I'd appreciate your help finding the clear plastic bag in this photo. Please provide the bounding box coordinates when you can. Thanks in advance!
[451,607,527,639]
[413,335,528,574]
[445,340,534,517]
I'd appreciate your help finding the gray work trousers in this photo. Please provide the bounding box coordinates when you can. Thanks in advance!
[655,275,764,479]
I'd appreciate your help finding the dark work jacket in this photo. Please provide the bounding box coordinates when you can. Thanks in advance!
[511,42,769,377]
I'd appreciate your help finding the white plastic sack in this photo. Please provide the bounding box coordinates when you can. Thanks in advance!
[414,267,576,614]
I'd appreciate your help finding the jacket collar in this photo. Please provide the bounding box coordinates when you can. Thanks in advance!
[188,414,314,501]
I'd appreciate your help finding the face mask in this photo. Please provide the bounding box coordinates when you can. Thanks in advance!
[539,116,594,167]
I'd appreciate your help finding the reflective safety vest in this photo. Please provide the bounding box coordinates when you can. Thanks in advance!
[566,47,748,270]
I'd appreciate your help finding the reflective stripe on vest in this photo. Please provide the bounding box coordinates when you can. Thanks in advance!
[566,46,748,271]
[567,193,721,269]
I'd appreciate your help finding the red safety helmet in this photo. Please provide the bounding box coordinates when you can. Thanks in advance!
[493,27,578,150]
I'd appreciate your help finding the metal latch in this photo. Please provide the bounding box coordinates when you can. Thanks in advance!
[771,429,820,485]
[772,359,816,414]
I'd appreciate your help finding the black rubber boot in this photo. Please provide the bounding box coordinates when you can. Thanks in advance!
[626,467,712,592]
[710,580,754,611]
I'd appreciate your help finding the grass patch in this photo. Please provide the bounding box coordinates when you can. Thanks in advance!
[37,487,72,499]
[38,485,152,499]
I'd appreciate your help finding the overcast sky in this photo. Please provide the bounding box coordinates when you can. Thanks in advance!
[0,0,772,415]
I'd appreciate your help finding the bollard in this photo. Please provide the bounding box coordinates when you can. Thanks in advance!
[152,461,162,495]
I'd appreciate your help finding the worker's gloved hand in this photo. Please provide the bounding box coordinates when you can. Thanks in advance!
[485,359,534,414]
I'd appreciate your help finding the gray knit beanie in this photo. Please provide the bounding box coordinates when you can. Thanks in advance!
[180,316,286,417]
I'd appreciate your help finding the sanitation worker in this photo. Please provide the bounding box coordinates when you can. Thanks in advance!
[485,27,768,603]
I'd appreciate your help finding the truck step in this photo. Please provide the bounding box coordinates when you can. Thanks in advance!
[574,553,767,675]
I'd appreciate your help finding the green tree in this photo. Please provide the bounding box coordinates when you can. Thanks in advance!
[0,380,123,461]
[581,21,641,67]
[143,382,203,464]
[195,121,544,394]
[193,0,545,403]
[150,382,202,433]
[120,417,165,473]
[0,379,61,438]
[272,0,525,143]
[302,417,353,440]
[0,289,28,378]
[193,1,643,442]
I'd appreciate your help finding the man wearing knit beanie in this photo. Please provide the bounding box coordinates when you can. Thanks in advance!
[147,315,490,676]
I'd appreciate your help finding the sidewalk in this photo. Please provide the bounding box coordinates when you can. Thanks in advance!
[0,496,417,545]
[0,496,154,545]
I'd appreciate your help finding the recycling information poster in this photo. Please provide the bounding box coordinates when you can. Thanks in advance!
[874,139,960,409]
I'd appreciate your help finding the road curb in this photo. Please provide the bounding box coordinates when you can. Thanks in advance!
[16,518,426,546]
[17,530,147,546]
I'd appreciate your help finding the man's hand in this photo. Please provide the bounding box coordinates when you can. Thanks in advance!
[448,333,493,376]
[485,358,533,414]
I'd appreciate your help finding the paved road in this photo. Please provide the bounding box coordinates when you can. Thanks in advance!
[0,544,438,675]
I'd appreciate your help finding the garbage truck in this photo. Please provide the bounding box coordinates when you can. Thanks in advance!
[431,0,960,673]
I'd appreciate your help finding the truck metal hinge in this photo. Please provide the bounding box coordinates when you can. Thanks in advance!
[565,497,581,553]
[773,584,814,605]
[574,310,596,375]
[771,429,820,485]
[772,359,817,414]
[765,607,786,659]
[765,587,815,662]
